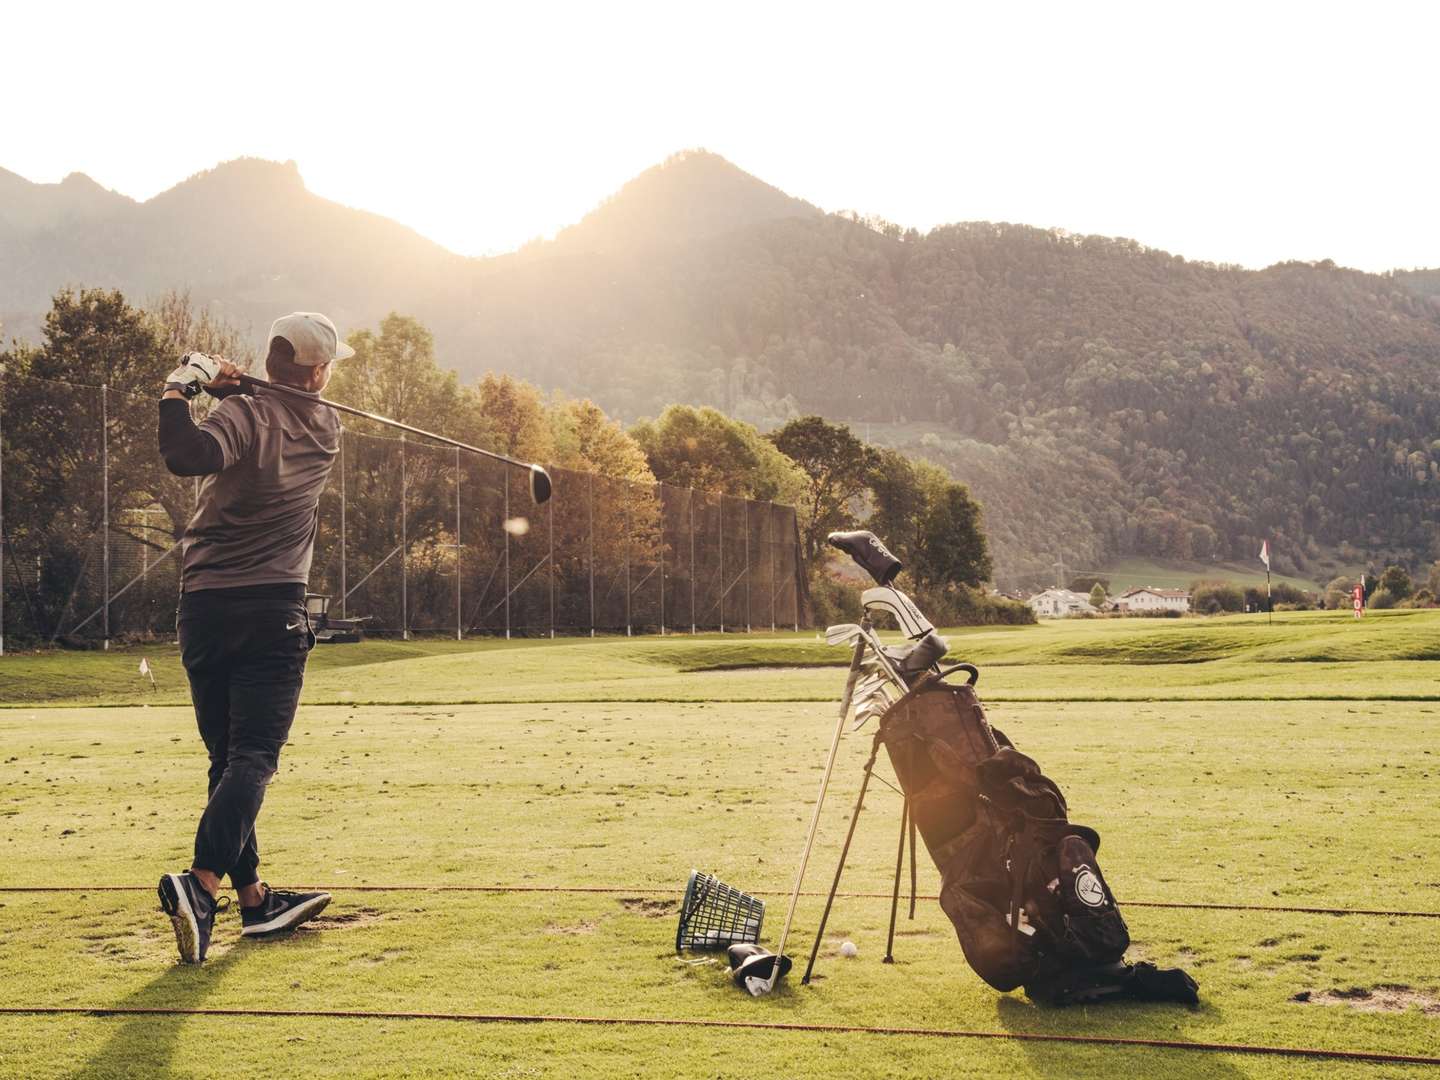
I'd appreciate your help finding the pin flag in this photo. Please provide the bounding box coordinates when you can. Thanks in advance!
[139,657,156,690]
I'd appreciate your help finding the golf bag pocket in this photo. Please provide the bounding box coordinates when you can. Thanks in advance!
[1051,833,1129,965]
[939,873,1037,992]
[879,680,999,858]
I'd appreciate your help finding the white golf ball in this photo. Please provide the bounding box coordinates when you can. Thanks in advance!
[503,517,530,536]
[840,940,858,957]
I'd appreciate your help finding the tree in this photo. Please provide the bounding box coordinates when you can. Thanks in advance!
[631,405,803,501]
[912,481,993,587]
[770,416,878,564]
[1323,575,1354,609]
[551,399,654,482]
[1427,561,1440,597]
[330,313,475,436]
[1379,564,1414,600]
[1089,582,1107,608]
[475,373,553,462]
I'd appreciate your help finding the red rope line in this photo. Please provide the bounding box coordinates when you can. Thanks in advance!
[2,883,1436,918]
[3,1006,1437,1066]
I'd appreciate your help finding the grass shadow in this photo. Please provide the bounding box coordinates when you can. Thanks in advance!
[69,942,243,1079]
[993,992,1248,1079]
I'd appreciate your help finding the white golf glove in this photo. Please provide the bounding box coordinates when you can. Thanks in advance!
[165,352,222,399]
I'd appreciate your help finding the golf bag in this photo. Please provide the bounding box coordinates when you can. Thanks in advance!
[878,676,1198,1005]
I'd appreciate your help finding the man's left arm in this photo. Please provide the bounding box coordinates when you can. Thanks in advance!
[158,355,247,476]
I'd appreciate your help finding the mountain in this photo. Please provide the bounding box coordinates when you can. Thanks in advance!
[3,151,1440,585]
[0,157,466,345]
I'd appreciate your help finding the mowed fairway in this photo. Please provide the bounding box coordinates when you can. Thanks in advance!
[2,611,1439,1077]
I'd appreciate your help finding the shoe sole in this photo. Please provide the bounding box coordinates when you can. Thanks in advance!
[158,874,202,964]
[241,894,332,936]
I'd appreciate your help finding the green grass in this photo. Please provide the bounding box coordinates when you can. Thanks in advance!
[2,616,1439,1076]
[4,609,1438,707]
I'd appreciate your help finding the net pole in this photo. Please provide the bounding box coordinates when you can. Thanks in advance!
[689,491,696,635]
[744,499,751,633]
[547,480,555,639]
[770,502,777,633]
[0,362,5,656]
[624,483,632,637]
[401,434,409,641]
[588,472,595,638]
[504,471,511,640]
[101,384,110,650]
[455,446,462,642]
[339,434,347,620]
[718,494,725,634]
[658,486,665,636]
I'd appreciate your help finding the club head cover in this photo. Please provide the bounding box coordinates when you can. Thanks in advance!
[827,531,902,586]
[727,944,792,992]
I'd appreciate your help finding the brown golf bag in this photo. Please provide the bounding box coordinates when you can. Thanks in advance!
[878,675,1198,1005]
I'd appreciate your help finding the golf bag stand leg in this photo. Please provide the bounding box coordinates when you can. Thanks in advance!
[802,733,882,984]
[884,798,909,964]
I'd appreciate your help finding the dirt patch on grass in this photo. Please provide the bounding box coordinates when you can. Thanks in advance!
[546,921,597,935]
[307,905,386,930]
[1292,985,1440,1014]
[619,897,676,918]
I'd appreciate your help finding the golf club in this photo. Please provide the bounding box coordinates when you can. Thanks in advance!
[235,373,553,505]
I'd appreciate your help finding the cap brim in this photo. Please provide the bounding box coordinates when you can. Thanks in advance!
[334,341,356,361]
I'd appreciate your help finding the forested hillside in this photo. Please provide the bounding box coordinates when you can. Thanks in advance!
[4,150,1438,585]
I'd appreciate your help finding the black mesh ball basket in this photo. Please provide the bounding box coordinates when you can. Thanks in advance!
[675,870,765,952]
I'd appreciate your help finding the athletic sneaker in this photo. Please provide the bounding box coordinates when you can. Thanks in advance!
[158,871,228,964]
[240,884,331,936]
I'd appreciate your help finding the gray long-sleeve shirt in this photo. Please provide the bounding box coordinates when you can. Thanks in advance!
[163,386,341,592]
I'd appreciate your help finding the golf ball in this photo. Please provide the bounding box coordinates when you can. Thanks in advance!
[503,516,530,536]
[840,940,858,957]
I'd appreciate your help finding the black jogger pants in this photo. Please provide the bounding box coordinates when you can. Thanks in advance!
[177,584,314,888]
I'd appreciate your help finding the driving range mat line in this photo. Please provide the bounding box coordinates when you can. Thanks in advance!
[2,884,1437,918]
[3,1006,1438,1066]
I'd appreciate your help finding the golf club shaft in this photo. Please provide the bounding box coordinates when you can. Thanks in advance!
[768,633,868,989]
[235,374,532,474]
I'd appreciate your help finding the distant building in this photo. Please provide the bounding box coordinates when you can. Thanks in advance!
[1026,589,1098,618]
[1113,586,1191,614]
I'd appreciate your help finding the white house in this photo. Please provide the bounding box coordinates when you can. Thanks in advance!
[1027,589,1098,618]
[1113,586,1191,614]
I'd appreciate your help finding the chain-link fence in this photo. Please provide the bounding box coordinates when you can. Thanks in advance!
[0,370,802,650]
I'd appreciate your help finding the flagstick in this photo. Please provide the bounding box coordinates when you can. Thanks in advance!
[1266,566,1272,626]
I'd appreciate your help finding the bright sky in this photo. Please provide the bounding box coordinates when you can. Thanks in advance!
[5,0,1436,271]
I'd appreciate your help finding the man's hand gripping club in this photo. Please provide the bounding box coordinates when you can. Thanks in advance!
[164,352,242,400]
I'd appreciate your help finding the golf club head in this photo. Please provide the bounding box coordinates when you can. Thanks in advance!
[529,464,553,505]
[827,530,902,586]
[825,623,862,646]
[727,943,792,996]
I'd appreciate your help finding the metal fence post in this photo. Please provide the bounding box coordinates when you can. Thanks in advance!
[455,446,462,641]
[718,494,725,634]
[770,502,777,633]
[548,483,555,639]
[0,363,5,656]
[624,483,632,637]
[658,485,665,635]
[339,433,347,620]
[101,384,110,650]
[504,470,511,640]
[401,433,409,641]
[744,499,751,633]
[588,472,595,637]
[689,490,696,635]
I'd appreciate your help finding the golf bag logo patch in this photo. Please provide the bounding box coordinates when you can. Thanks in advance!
[1074,867,1106,908]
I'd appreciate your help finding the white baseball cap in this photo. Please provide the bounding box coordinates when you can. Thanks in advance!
[268,312,357,367]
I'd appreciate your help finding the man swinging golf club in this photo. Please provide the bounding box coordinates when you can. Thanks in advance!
[155,312,353,963]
